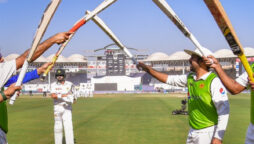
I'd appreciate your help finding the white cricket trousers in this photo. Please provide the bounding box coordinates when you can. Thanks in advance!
[245,123,254,144]
[0,128,7,144]
[186,126,216,144]
[54,105,74,144]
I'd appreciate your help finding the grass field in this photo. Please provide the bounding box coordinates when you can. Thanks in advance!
[6,93,251,144]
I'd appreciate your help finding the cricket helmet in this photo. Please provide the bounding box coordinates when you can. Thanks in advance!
[55,69,66,78]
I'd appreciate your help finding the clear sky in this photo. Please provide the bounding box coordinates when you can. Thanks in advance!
[0,0,253,57]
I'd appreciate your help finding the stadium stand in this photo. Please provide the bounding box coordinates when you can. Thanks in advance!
[4,47,254,93]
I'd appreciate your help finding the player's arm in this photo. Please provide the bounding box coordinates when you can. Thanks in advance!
[4,70,39,87]
[15,32,72,70]
[62,83,75,103]
[50,84,58,99]
[51,92,69,99]
[4,62,52,87]
[137,62,187,87]
[203,55,245,94]
[137,62,168,83]
[211,78,230,143]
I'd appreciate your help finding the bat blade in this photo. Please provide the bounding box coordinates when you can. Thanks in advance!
[9,0,62,105]
[152,0,190,37]
[204,0,254,80]
[204,0,243,55]
[90,11,138,64]
[153,0,206,57]
[27,0,62,61]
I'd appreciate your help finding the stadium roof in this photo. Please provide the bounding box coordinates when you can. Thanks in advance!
[143,47,254,61]
[4,53,88,63]
[68,54,87,62]
[213,49,235,58]
[244,47,254,57]
[34,56,47,62]
[4,47,254,62]
[168,51,190,60]
[47,54,68,62]
[145,52,170,61]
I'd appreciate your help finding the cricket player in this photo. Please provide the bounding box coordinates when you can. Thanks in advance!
[0,32,71,144]
[50,69,76,144]
[203,55,254,144]
[137,48,229,144]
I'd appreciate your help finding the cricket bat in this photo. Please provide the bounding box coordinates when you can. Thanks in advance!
[203,0,254,81]
[153,0,207,57]
[9,0,62,105]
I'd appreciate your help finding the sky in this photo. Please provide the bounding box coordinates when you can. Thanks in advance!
[0,0,254,57]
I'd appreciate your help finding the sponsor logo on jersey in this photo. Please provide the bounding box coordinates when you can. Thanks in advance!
[219,88,225,95]
[199,83,205,88]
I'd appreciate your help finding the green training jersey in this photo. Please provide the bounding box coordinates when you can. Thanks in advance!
[0,87,8,133]
[251,63,254,124]
[187,72,218,129]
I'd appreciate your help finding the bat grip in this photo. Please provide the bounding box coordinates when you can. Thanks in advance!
[9,60,29,105]
[41,55,58,81]
[239,55,254,82]
[69,19,86,33]
[131,57,138,65]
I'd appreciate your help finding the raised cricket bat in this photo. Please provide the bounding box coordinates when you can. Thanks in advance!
[89,11,138,64]
[203,0,254,81]
[9,0,62,105]
[203,0,254,123]
[153,0,207,57]
[41,0,118,80]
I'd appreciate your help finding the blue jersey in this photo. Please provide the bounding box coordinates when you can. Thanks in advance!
[4,69,40,87]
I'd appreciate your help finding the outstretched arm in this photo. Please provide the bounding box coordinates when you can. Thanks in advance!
[15,32,72,70]
[137,62,168,83]
[203,55,245,94]
[4,62,52,87]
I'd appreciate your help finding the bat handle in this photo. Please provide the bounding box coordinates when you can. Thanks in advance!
[239,54,254,82]
[41,56,58,81]
[9,93,18,105]
[69,19,86,33]
[131,57,138,65]
[9,61,29,105]
[41,63,54,81]
[131,57,142,71]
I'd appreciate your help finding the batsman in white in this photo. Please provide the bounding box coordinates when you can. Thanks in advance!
[137,48,229,144]
[0,32,71,144]
[50,69,77,144]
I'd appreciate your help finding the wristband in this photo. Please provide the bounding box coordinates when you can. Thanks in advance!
[57,94,62,99]
[0,91,7,101]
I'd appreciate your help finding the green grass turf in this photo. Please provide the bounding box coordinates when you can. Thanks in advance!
[5,93,250,144]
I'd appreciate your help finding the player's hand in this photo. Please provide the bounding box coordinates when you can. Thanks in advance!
[136,62,150,72]
[203,55,219,69]
[37,62,53,74]
[4,83,22,99]
[52,32,73,45]
[51,93,58,99]
[211,138,222,144]
[248,76,254,90]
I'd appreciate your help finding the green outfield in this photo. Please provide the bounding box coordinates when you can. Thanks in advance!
[6,93,250,144]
